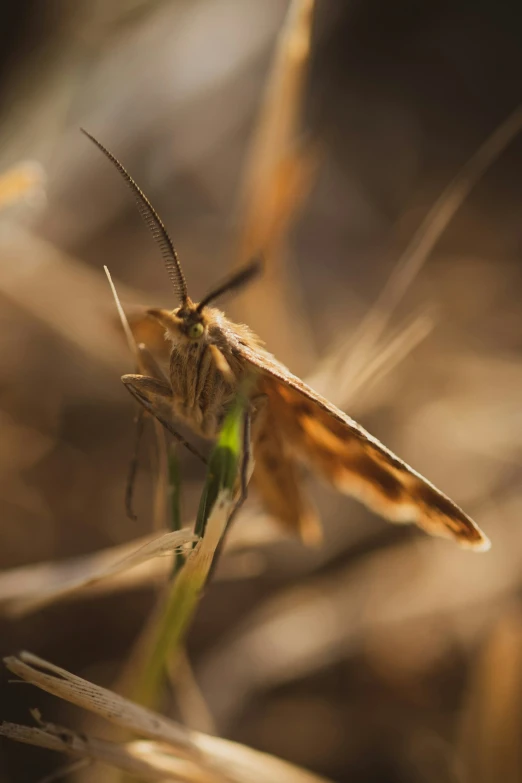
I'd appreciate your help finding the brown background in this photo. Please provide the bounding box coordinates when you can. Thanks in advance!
[1,1,522,781]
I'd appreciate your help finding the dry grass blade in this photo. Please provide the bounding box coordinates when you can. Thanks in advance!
[0,516,281,618]
[192,734,334,783]
[456,610,522,783]
[344,311,435,408]
[2,653,334,783]
[344,105,522,383]
[233,0,317,369]
[238,108,522,479]
[236,0,316,260]
[0,723,222,782]
[0,529,195,617]
[89,529,195,580]
[0,535,161,614]
[4,652,196,752]
[104,265,138,359]
[310,309,435,410]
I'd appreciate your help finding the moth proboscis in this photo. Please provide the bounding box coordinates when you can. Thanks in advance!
[83,129,490,553]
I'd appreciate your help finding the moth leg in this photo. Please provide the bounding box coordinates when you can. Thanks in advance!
[136,342,169,383]
[124,344,170,521]
[122,374,207,464]
[122,373,173,422]
[192,345,214,409]
[125,406,146,520]
[192,349,237,438]
[237,408,253,509]
[248,393,269,436]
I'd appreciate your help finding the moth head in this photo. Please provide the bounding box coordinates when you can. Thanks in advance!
[147,302,208,345]
[144,259,263,346]
[81,129,263,319]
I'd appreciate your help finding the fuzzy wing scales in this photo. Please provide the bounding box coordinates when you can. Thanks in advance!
[227,331,490,551]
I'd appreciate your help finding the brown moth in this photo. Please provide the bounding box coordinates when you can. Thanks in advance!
[83,130,490,552]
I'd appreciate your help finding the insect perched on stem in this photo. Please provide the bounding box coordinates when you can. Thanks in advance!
[83,129,490,552]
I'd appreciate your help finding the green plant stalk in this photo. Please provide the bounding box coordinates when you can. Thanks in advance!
[131,392,247,708]
[132,545,210,707]
[167,444,184,577]
[194,394,244,538]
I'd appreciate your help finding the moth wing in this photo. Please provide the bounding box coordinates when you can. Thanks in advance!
[252,409,322,546]
[228,334,489,551]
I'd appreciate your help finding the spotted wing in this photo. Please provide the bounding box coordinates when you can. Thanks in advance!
[229,334,490,551]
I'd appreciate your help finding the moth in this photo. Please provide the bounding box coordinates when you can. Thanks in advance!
[83,130,490,552]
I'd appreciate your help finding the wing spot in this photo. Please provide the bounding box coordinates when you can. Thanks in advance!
[350,454,404,501]
[415,482,475,536]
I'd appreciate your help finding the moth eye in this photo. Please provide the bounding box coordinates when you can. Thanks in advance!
[188,322,204,340]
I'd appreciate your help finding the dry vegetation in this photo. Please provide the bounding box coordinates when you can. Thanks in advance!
[1,1,522,782]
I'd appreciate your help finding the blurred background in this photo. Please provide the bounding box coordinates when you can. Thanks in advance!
[1,1,522,781]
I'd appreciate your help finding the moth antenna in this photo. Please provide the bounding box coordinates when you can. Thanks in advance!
[196,257,262,312]
[104,265,137,357]
[82,129,188,305]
